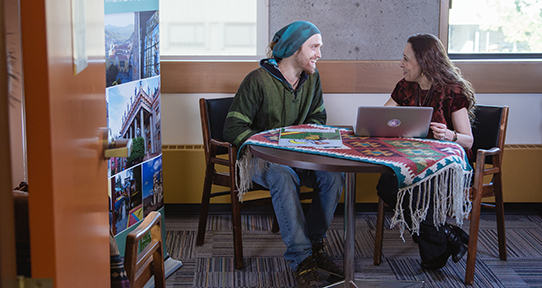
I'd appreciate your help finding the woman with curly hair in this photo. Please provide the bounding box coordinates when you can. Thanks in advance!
[378,33,476,270]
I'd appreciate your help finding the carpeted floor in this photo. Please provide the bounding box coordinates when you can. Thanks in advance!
[163,210,542,287]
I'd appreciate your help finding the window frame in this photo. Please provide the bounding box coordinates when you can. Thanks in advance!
[159,0,269,61]
[442,0,542,60]
[160,0,542,94]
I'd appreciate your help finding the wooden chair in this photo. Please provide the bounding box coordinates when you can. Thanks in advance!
[196,97,314,270]
[464,104,509,284]
[373,104,509,285]
[124,211,165,288]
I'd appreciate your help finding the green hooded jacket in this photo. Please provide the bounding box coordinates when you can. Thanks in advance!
[224,58,327,146]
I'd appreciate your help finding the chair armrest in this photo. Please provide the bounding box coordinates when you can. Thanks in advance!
[209,139,236,167]
[126,211,161,242]
[124,211,164,288]
[124,212,163,284]
[475,147,501,164]
[477,147,500,156]
[474,147,502,188]
[210,138,233,149]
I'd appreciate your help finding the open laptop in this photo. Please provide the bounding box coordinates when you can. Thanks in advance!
[354,106,433,138]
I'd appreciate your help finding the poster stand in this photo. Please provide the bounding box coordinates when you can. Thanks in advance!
[142,258,183,288]
[105,0,182,282]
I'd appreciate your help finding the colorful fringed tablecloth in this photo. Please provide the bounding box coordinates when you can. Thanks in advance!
[237,124,473,237]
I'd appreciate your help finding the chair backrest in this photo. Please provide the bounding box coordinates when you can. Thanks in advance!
[199,97,234,156]
[471,105,509,164]
[124,211,165,288]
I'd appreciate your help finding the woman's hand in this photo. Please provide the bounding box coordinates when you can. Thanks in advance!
[451,108,474,149]
[429,108,474,149]
[430,122,448,140]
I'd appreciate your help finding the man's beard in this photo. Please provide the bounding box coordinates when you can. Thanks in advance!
[304,66,316,75]
[294,53,316,75]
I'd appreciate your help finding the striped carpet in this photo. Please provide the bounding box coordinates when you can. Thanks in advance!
[164,211,542,287]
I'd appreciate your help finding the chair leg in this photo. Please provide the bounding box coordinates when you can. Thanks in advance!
[152,244,166,288]
[465,187,483,285]
[230,189,244,270]
[196,168,214,246]
[493,174,507,261]
[374,197,385,265]
[271,213,280,233]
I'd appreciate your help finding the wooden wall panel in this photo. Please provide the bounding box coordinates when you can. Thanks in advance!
[162,60,542,94]
[352,61,403,93]
[454,61,542,93]
[318,61,357,93]
[161,61,259,94]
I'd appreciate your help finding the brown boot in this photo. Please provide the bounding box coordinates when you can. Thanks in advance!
[312,241,344,283]
[294,256,322,288]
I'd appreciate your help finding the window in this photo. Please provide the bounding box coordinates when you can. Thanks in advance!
[448,0,542,58]
[159,0,268,60]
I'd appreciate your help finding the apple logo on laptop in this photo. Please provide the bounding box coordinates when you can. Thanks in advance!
[387,119,401,128]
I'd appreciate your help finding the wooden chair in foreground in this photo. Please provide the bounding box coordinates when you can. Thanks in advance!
[196,97,315,270]
[464,104,509,284]
[373,104,509,285]
[125,211,165,288]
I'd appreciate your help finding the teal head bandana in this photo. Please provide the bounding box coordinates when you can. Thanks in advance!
[272,21,320,59]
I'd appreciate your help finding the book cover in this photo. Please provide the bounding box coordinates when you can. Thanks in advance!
[278,127,343,147]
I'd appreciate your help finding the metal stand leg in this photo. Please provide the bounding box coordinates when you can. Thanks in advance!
[327,173,358,287]
[344,173,356,285]
[326,173,424,288]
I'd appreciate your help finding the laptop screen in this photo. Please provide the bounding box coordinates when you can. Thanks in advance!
[354,106,433,138]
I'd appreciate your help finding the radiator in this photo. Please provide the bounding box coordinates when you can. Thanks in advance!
[162,145,208,204]
[162,144,542,204]
[501,144,542,202]
[162,144,271,204]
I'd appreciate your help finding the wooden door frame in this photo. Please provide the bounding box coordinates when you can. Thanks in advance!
[0,0,18,282]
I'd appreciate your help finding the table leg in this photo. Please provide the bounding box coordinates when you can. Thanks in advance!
[325,173,424,288]
[344,172,356,284]
[328,173,358,288]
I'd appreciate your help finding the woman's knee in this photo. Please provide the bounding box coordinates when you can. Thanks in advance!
[376,172,399,206]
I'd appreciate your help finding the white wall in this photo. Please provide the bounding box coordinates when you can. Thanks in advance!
[162,93,233,145]
[475,93,542,145]
[161,93,542,145]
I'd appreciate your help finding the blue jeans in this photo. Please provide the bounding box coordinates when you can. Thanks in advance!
[252,162,345,271]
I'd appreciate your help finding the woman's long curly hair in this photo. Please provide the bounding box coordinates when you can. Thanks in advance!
[408,33,477,122]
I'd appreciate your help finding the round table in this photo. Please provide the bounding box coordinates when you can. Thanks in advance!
[249,145,423,287]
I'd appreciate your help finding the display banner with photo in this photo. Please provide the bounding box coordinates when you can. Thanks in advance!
[104,0,182,277]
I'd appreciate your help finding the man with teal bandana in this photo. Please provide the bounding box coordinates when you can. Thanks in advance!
[224,21,345,288]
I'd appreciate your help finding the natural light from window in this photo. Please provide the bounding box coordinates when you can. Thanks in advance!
[448,0,542,54]
[159,0,268,60]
